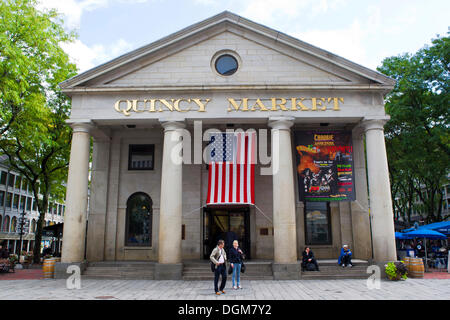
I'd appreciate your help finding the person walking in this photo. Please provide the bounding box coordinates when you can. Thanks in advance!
[229,240,244,290]
[210,239,227,295]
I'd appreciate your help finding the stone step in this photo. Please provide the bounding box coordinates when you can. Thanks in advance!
[84,267,155,272]
[83,270,155,276]
[301,274,369,280]
[81,274,155,280]
[183,275,274,281]
[87,264,155,268]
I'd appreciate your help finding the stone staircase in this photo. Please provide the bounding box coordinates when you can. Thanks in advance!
[182,260,274,281]
[80,259,370,280]
[300,259,370,280]
[82,261,156,280]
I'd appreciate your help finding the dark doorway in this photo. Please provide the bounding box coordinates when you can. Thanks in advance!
[203,206,250,259]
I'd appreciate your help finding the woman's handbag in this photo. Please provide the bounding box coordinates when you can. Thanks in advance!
[228,264,233,275]
[241,262,246,273]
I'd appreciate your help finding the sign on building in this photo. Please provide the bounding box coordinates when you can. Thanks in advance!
[294,131,355,202]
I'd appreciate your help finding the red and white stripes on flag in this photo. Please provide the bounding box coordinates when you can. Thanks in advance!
[206,131,256,205]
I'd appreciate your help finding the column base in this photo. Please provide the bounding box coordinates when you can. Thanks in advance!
[54,261,88,279]
[154,263,183,280]
[272,263,301,280]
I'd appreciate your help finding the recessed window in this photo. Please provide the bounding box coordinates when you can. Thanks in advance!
[128,144,154,170]
[304,202,332,245]
[125,192,152,247]
[215,54,238,76]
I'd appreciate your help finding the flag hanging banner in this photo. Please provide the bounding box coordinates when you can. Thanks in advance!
[206,131,256,205]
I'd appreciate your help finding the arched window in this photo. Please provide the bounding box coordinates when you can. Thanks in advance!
[10,216,17,233]
[3,216,9,232]
[125,192,152,247]
[31,219,36,233]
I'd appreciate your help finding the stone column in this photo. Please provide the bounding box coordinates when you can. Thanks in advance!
[155,121,185,279]
[362,119,396,263]
[269,117,299,279]
[350,126,372,260]
[61,123,91,264]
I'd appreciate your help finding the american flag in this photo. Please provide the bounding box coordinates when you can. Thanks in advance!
[206,131,256,205]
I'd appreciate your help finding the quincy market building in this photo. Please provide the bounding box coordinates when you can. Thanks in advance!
[57,12,397,279]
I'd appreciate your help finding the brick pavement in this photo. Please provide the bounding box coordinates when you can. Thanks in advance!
[0,278,449,300]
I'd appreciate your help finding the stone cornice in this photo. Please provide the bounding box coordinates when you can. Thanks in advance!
[61,84,394,95]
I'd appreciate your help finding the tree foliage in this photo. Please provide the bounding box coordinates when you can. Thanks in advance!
[0,0,77,262]
[378,32,450,224]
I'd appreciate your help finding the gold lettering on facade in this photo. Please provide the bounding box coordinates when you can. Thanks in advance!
[311,98,326,111]
[332,97,344,111]
[115,100,132,116]
[290,98,309,111]
[192,98,210,112]
[114,97,344,115]
[228,98,249,112]
[271,98,288,111]
[251,99,269,111]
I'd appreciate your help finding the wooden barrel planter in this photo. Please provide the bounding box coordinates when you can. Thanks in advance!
[43,258,56,279]
[406,257,424,278]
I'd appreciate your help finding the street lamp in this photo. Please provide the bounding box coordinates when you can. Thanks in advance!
[16,209,27,268]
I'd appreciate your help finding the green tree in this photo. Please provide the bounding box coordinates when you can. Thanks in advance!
[0,0,77,263]
[378,32,450,224]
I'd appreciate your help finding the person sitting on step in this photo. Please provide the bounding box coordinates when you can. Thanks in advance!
[338,244,353,268]
[301,247,319,271]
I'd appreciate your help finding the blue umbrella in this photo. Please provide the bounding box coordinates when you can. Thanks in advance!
[403,229,447,239]
[395,232,408,239]
[402,229,447,270]
[420,221,450,235]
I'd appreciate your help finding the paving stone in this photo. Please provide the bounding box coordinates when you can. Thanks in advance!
[1,278,449,300]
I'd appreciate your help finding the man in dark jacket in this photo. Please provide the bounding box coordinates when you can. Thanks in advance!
[301,247,319,271]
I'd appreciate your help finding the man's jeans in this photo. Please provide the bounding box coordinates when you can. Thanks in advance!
[214,264,227,293]
[232,263,241,287]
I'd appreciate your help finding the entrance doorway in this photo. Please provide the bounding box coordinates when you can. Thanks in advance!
[203,206,250,259]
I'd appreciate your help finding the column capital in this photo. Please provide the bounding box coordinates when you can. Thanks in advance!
[268,116,295,130]
[360,118,389,133]
[70,122,93,134]
[160,120,185,132]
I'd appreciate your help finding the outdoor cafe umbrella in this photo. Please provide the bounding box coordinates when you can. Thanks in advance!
[395,232,408,240]
[402,229,447,270]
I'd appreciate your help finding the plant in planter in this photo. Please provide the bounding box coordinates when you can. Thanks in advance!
[385,261,408,281]
[8,254,18,268]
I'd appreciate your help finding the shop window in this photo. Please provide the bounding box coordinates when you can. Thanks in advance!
[304,202,332,245]
[125,192,152,247]
[128,144,154,170]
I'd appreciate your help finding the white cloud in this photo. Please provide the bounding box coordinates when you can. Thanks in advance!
[62,38,135,73]
[38,0,151,29]
[239,0,348,23]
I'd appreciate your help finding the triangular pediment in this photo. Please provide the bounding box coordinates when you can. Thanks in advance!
[60,11,394,92]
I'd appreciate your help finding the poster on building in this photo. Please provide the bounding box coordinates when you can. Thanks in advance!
[294,131,355,202]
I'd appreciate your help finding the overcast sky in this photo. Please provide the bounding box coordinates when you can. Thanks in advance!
[37,0,450,74]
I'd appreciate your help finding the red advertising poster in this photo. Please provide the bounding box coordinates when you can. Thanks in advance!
[294,131,355,202]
